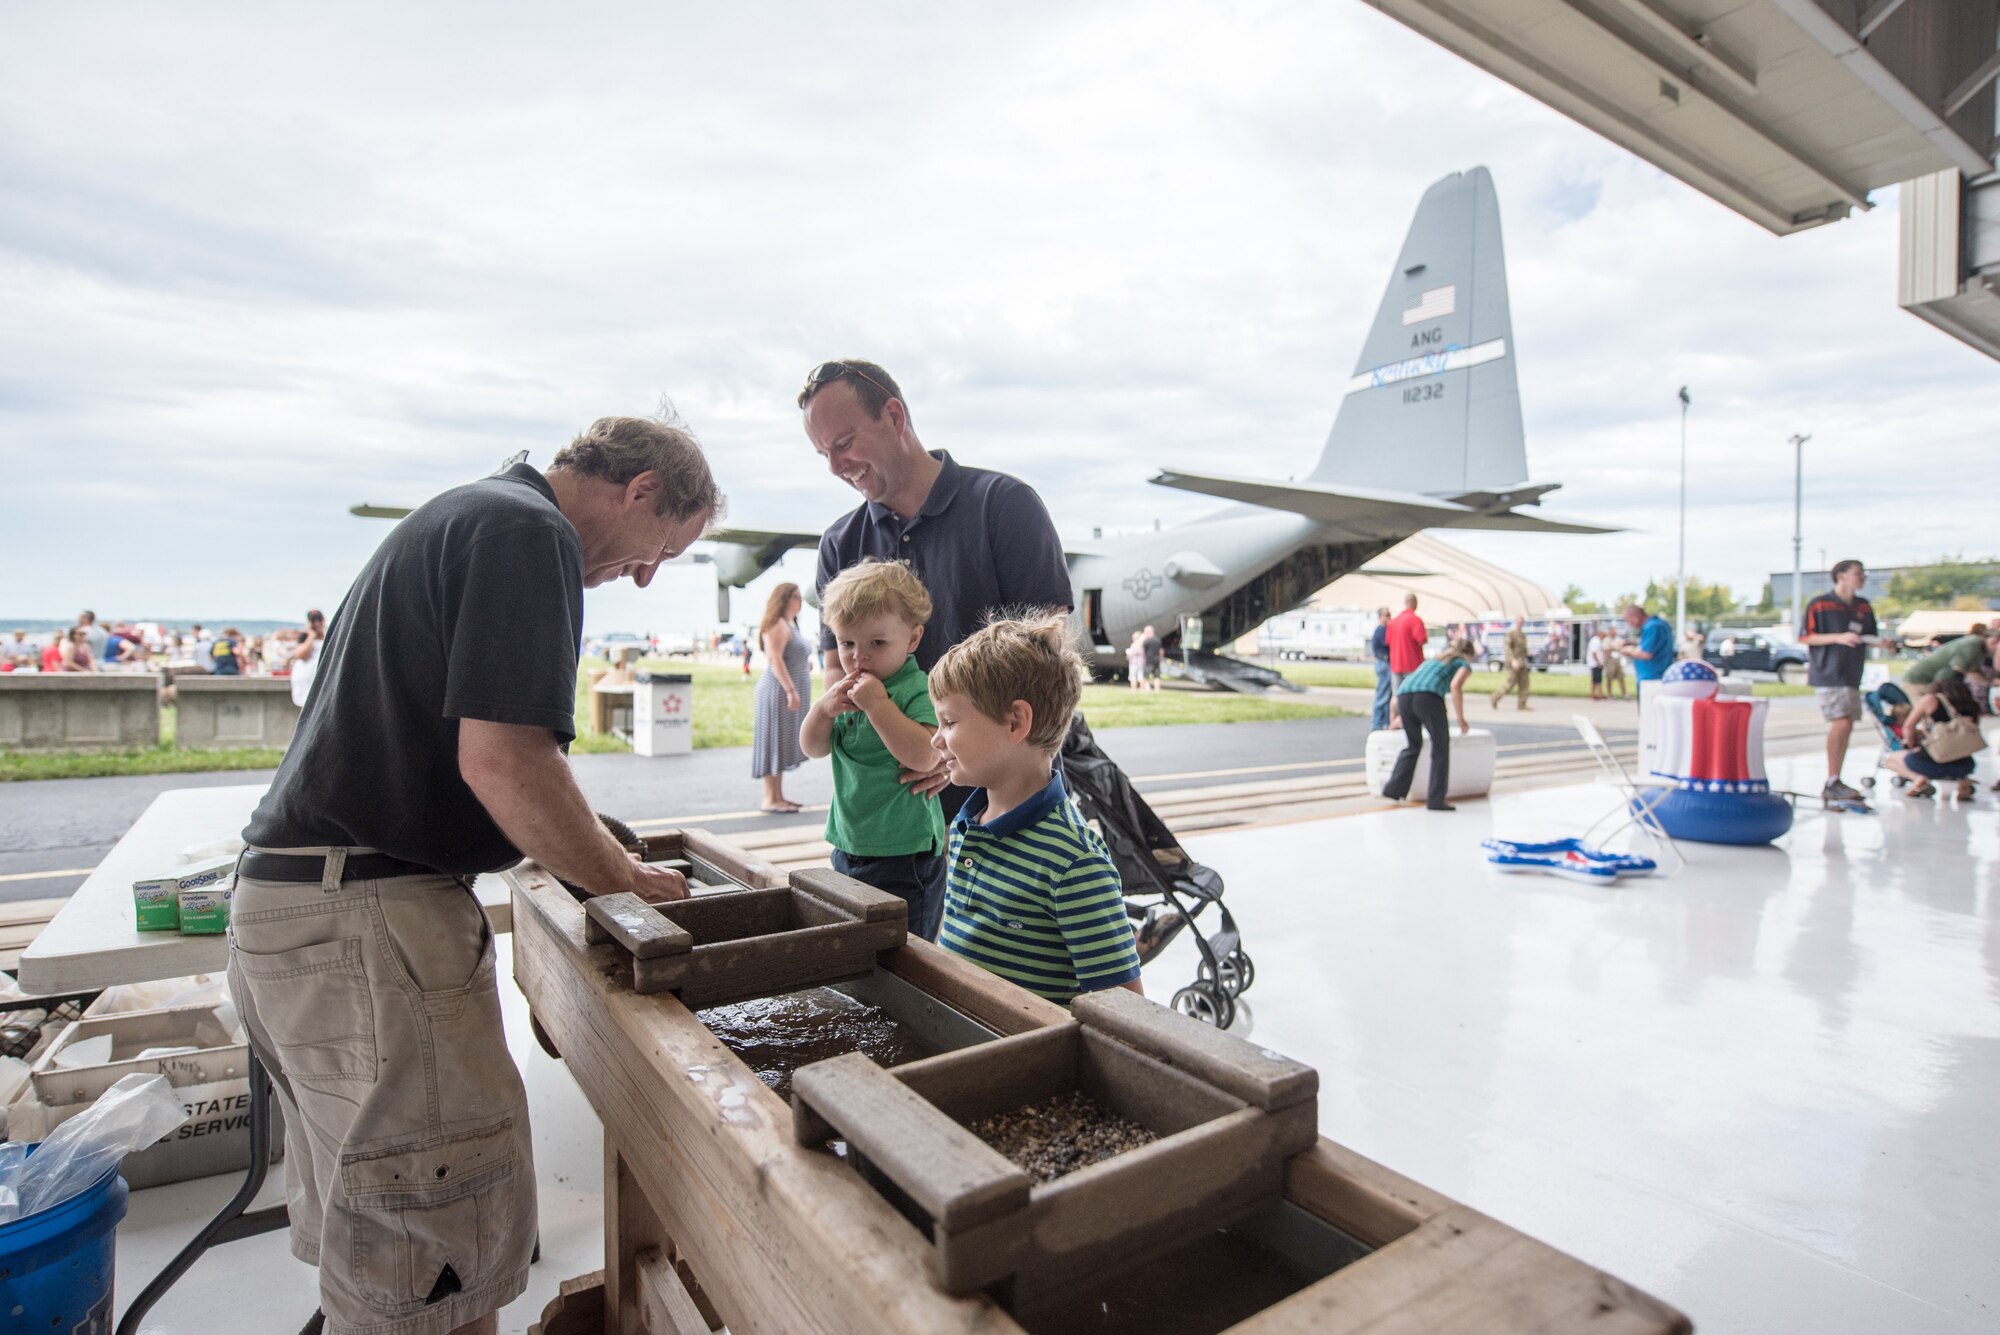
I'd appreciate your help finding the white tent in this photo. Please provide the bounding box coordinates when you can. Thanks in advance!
[1239,534,1567,656]
[1305,533,1562,623]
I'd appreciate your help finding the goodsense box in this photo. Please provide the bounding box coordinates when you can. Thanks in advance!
[130,854,236,933]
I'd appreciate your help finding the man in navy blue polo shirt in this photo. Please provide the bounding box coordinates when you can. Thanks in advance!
[801,359,1073,811]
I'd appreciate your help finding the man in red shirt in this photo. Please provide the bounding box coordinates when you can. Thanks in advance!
[1386,593,1427,687]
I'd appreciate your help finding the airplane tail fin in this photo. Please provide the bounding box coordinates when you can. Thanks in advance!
[1310,166,1526,496]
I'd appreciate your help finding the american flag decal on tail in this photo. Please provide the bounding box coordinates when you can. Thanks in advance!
[1402,285,1456,325]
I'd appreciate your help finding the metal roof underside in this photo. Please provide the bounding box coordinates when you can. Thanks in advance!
[1363,0,1998,235]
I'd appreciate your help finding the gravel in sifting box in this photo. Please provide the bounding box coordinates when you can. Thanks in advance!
[965,1089,1157,1184]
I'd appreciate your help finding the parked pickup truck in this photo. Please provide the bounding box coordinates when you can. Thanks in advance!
[1704,631,1808,682]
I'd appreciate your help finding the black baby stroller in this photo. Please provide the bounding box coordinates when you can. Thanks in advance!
[1059,714,1254,1029]
[1861,681,1911,792]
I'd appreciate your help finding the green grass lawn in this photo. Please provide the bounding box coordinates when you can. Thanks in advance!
[0,705,285,783]
[571,659,789,753]
[573,658,1351,752]
[1275,661,1815,698]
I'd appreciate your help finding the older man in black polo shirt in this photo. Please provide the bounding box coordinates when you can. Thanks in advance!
[234,417,720,1335]
[800,359,1072,815]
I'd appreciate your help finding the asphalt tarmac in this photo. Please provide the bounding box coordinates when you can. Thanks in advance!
[0,712,1630,906]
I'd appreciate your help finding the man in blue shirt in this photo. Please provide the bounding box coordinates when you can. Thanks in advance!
[1619,603,1674,690]
[1369,606,1393,730]
[802,359,1072,820]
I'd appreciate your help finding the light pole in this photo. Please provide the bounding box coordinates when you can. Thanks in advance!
[1788,433,1811,632]
[1676,387,1690,648]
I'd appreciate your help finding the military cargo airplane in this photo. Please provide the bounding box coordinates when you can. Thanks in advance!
[1062,166,1617,687]
[356,167,1611,690]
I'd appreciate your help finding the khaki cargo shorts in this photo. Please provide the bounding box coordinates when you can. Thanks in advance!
[1816,685,1862,722]
[228,852,536,1335]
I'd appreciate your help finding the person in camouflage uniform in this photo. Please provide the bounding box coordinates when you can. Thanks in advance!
[1492,617,1532,711]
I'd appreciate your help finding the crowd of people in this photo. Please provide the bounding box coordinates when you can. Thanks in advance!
[1363,572,1995,814]
[1797,560,1994,808]
[0,611,329,685]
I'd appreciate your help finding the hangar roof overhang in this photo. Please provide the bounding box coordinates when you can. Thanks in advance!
[1363,0,1998,236]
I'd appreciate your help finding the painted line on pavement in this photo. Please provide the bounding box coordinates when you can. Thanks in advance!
[0,867,94,884]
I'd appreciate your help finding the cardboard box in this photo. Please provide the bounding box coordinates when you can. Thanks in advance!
[132,883,179,931]
[18,1002,282,1188]
[177,884,233,934]
[130,854,235,933]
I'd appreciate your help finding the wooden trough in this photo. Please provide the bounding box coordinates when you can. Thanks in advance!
[582,868,906,1008]
[793,988,1319,1299]
[610,828,789,892]
[507,834,1692,1335]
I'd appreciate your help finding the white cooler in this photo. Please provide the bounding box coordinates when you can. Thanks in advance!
[1364,726,1497,800]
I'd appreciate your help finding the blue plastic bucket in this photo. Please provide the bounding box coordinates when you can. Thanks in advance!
[0,1149,129,1334]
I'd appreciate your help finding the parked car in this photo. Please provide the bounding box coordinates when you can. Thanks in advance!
[1704,631,1807,682]
[590,632,651,661]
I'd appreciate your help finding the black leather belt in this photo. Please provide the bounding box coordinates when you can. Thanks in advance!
[238,850,440,883]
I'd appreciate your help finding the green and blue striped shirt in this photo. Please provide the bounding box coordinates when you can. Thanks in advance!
[940,772,1142,1003]
[1398,655,1471,697]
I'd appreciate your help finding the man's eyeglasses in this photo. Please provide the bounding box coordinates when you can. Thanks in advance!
[799,360,895,408]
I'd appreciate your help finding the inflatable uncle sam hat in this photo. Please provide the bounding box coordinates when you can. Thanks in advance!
[1657,659,1720,699]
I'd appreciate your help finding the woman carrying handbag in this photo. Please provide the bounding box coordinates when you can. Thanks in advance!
[1881,671,1986,801]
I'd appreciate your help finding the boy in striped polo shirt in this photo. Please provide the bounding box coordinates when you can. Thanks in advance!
[927,615,1143,1003]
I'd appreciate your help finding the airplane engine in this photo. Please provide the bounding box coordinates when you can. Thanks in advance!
[709,542,772,589]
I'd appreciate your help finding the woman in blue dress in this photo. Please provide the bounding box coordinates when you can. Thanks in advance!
[750,583,813,812]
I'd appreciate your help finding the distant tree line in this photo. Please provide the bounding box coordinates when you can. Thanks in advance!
[1563,556,2000,624]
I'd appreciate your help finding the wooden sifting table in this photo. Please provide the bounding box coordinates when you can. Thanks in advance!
[507,853,1692,1335]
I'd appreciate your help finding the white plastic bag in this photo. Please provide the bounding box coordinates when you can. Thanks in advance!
[0,1073,187,1222]
[0,1140,22,1219]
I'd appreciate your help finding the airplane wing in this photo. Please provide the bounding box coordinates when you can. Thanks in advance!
[349,506,823,586]
[1150,469,1477,538]
[1438,510,1622,535]
[1150,469,1619,537]
[706,526,821,552]
[701,527,825,588]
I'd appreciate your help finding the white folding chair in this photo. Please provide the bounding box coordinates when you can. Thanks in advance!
[1574,714,1685,875]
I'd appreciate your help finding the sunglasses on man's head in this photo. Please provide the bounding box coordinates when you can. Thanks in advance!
[800,360,894,405]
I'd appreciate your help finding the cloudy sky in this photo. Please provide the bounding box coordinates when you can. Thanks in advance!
[5,1,1997,635]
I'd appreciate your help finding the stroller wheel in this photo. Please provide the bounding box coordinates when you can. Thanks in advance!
[1228,950,1255,996]
[1171,982,1235,1029]
[1198,950,1257,998]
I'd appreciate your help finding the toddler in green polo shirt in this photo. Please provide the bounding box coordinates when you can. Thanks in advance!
[801,560,949,939]
[927,615,1144,1004]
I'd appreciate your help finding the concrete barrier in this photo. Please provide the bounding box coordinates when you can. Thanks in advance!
[174,676,300,750]
[0,673,162,750]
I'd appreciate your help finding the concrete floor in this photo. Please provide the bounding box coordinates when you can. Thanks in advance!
[111,741,1996,1334]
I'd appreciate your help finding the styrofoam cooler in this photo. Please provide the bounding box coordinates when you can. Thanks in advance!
[1364,726,1497,800]
[13,1003,282,1189]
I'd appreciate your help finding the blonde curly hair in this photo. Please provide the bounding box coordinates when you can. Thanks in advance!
[820,559,933,632]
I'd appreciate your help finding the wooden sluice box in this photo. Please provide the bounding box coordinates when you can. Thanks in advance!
[509,831,1691,1335]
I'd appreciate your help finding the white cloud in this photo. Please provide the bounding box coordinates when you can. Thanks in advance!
[3,0,1995,632]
